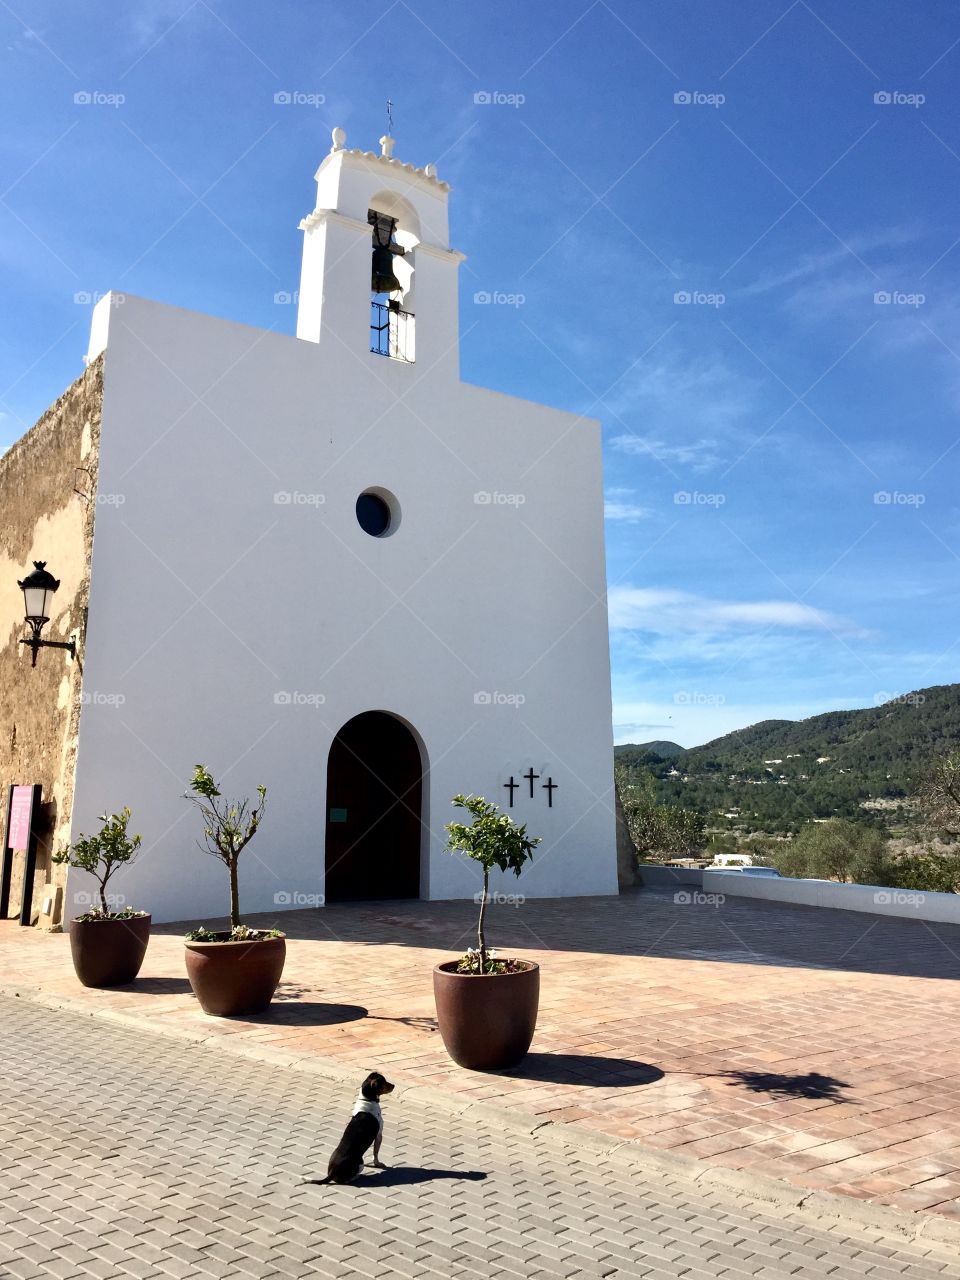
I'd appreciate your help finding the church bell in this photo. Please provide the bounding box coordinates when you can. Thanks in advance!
[369,210,404,295]
[371,245,402,295]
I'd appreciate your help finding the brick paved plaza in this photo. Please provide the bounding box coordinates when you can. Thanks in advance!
[1,997,956,1279]
[2,887,960,1231]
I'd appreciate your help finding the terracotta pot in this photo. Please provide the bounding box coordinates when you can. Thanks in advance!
[184,933,286,1017]
[69,914,152,988]
[433,960,539,1070]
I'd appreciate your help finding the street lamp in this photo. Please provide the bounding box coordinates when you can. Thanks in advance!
[17,561,76,667]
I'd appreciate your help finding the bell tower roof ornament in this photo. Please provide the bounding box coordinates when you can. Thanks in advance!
[379,134,395,159]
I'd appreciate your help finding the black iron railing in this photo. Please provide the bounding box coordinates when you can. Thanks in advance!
[370,300,414,362]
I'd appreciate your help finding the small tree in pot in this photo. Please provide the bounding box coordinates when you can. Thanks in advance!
[433,794,541,1069]
[182,765,285,1017]
[53,808,151,987]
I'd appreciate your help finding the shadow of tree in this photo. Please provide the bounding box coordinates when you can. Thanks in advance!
[721,1070,850,1100]
[495,1054,664,1087]
[367,1013,438,1033]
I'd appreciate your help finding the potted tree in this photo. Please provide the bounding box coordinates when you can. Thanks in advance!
[433,794,541,1070]
[53,808,150,987]
[182,764,285,1017]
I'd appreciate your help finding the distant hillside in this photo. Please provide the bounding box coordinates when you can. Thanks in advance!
[617,739,684,759]
[615,685,960,835]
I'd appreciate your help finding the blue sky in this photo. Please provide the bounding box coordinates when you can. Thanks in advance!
[2,1,959,748]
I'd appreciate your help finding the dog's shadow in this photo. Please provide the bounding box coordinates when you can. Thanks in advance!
[307,1167,487,1187]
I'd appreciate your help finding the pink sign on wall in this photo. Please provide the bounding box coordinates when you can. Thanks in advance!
[8,786,35,851]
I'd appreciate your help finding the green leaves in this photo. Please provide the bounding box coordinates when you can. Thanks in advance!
[185,764,268,928]
[52,807,142,915]
[53,807,142,872]
[444,794,541,877]
[189,764,221,801]
[445,794,541,972]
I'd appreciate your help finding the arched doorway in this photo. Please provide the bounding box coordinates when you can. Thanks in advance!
[324,711,423,902]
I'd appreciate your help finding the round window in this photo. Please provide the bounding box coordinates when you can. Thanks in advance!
[356,489,396,537]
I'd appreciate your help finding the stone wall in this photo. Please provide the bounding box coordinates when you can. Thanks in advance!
[615,783,640,888]
[0,357,103,923]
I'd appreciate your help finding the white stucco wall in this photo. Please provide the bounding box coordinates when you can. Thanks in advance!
[702,870,960,924]
[67,292,618,923]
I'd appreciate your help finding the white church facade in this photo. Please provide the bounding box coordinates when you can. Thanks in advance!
[6,131,618,925]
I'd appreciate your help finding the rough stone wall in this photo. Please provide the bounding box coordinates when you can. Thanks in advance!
[616,782,640,888]
[0,357,103,923]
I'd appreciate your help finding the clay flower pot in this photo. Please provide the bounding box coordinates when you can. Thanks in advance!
[433,960,539,1070]
[184,933,286,1017]
[69,914,152,988]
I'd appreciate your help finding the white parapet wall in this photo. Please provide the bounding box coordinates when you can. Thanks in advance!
[701,870,960,925]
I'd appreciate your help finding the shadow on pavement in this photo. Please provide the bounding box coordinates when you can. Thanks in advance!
[361,1167,488,1186]
[126,977,194,996]
[721,1069,851,1100]
[245,1001,368,1026]
[497,1053,664,1087]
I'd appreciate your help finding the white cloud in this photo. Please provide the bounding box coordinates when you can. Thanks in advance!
[127,1,197,46]
[603,353,764,474]
[607,355,758,431]
[740,226,921,298]
[609,434,722,471]
[604,498,651,522]
[608,586,860,637]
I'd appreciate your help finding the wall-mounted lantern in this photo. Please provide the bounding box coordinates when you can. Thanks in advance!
[17,561,76,667]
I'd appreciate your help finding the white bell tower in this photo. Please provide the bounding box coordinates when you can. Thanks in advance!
[296,128,464,379]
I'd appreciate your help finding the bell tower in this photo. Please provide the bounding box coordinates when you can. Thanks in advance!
[296,128,464,378]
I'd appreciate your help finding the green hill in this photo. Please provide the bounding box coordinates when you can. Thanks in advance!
[615,684,960,835]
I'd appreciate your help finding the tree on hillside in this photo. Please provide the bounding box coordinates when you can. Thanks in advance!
[615,764,706,862]
[777,819,890,883]
[918,748,960,837]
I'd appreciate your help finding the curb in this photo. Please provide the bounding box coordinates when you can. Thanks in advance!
[5,982,959,1256]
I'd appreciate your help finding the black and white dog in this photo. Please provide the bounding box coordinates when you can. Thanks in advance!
[307,1072,395,1185]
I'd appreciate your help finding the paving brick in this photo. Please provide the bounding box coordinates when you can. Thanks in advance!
[0,996,957,1280]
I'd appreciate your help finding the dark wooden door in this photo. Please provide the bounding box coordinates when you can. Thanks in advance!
[324,712,422,902]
